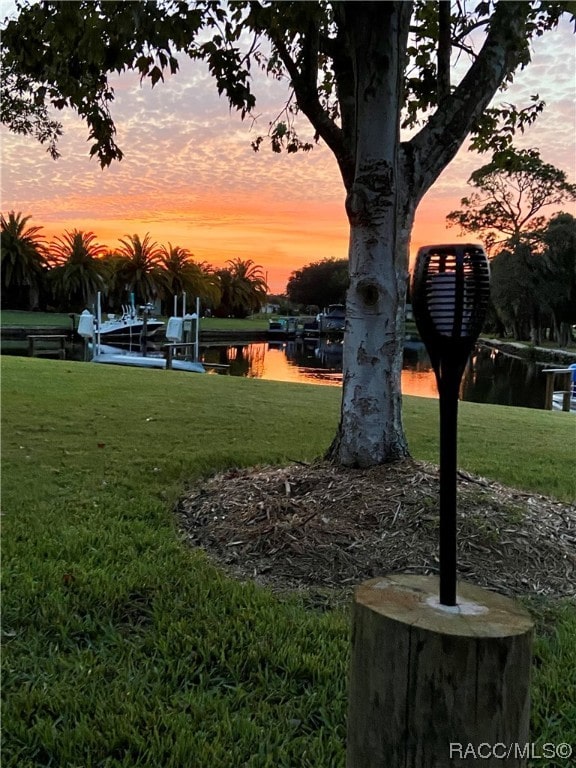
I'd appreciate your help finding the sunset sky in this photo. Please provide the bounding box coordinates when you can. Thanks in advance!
[2,11,575,294]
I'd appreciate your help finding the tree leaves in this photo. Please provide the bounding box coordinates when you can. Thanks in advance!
[0,67,63,159]
[2,0,573,170]
[1,0,208,165]
[215,258,267,318]
[47,230,109,310]
[470,97,546,154]
[286,258,349,308]
[489,214,576,341]
[446,148,576,253]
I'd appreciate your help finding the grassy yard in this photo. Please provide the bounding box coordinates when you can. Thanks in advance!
[2,356,575,767]
[200,316,270,332]
[1,309,76,328]
[0,309,271,332]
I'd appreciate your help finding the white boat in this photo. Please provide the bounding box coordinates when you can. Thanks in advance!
[77,304,164,343]
[268,316,298,338]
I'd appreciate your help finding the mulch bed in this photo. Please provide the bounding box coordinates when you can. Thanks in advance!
[177,459,576,601]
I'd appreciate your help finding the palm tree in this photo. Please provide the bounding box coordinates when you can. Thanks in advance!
[48,229,109,311]
[1,211,48,309]
[110,233,163,306]
[159,244,221,312]
[216,258,267,318]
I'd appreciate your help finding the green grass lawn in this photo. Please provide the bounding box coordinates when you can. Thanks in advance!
[200,315,271,332]
[1,309,76,328]
[2,356,575,767]
[0,309,271,332]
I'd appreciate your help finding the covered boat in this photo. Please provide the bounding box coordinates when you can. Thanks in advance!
[268,316,298,339]
[319,304,346,335]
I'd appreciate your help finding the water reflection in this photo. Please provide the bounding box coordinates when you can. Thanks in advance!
[200,339,550,408]
[202,338,426,390]
[460,346,546,410]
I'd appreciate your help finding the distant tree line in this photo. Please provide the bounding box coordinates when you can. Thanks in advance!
[488,213,576,346]
[0,212,267,318]
[447,149,576,346]
[286,258,349,311]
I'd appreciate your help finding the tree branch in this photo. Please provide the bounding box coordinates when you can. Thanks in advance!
[437,0,451,104]
[406,1,532,203]
[265,18,353,187]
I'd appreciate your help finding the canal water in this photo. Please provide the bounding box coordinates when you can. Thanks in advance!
[2,335,559,410]
[200,337,551,410]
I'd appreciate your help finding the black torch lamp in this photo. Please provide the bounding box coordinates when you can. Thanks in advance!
[411,244,490,606]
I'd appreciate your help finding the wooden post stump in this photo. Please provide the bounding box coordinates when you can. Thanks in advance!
[347,574,533,768]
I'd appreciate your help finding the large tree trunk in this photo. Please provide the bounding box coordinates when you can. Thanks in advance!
[529,309,542,346]
[328,4,412,466]
[329,208,414,466]
[555,317,573,348]
[559,322,573,348]
[269,0,532,468]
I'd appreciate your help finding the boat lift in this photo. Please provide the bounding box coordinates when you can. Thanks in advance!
[80,292,206,373]
[542,366,576,412]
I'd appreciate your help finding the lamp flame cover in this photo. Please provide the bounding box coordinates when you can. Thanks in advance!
[411,243,490,375]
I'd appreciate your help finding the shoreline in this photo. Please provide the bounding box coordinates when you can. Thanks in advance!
[0,326,268,343]
[2,325,575,367]
[480,338,576,367]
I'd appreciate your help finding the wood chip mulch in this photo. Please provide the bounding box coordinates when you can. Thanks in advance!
[176,459,576,601]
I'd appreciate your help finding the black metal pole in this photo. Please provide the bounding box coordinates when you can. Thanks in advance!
[141,309,148,356]
[411,244,491,607]
[438,369,459,606]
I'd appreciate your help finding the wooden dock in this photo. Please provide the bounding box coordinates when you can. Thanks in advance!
[543,368,576,412]
[27,334,67,360]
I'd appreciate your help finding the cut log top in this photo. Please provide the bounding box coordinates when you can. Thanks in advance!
[355,574,533,638]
